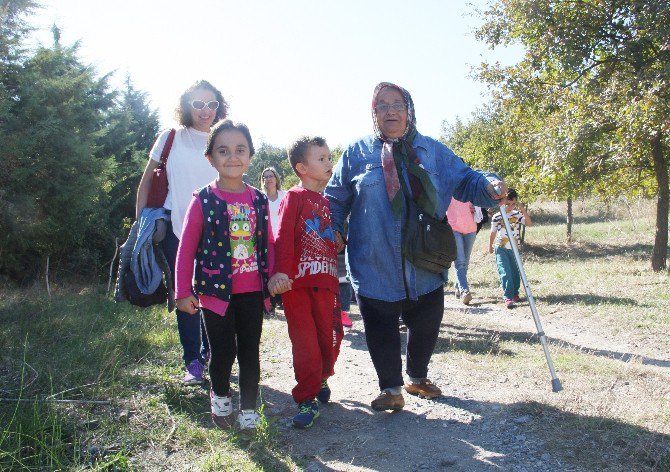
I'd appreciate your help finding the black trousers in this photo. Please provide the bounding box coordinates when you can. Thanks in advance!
[202,291,264,410]
[357,286,444,391]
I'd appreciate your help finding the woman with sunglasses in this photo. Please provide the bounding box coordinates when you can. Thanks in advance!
[136,79,228,385]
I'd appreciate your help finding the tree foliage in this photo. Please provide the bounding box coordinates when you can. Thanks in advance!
[0,14,159,282]
[475,0,670,269]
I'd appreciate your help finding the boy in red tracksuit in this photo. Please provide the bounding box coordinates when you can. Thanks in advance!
[268,136,343,429]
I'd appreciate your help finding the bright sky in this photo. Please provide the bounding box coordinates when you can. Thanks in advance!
[30,0,521,148]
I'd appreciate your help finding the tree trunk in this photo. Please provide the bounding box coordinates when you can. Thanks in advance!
[566,196,573,243]
[651,132,668,272]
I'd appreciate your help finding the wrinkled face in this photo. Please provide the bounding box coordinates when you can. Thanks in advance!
[189,88,218,132]
[298,145,333,184]
[207,129,251,181]
[374,87,408,139]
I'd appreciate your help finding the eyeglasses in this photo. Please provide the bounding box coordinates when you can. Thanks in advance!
[190,100,220,111]
[374,102,406,114]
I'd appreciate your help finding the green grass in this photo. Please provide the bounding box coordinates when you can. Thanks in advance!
[0,288,297,470]
[469,199,670,338]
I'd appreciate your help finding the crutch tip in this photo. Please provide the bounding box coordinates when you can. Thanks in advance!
[551,378,563,392]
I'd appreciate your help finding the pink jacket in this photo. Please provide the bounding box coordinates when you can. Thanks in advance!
[446,198,477,234]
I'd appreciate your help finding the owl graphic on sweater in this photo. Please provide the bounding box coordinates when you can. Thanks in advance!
[229,204,257,273]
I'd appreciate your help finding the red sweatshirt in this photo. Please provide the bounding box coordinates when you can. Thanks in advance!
[275,186,338,293]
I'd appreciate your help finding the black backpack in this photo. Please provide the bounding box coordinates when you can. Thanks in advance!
[122,269,168,308]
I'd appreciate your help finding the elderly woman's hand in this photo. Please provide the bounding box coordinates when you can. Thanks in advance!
[486,180,509,204]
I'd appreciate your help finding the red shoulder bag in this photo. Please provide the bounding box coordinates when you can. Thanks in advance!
[146,129,176,208]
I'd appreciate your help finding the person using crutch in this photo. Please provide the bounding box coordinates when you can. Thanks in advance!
[488,188,532,309]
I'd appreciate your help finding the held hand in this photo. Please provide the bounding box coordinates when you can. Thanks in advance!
[335,231,346,253]
[268,273,293,296]
[488,246,494,254]
[176,295,199,315]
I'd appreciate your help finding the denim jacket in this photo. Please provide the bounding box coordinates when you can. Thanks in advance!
[325,132,500,302]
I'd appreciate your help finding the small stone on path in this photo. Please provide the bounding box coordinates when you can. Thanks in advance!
[513,415,532,424]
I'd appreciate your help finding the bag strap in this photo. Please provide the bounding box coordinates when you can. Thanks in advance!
[398,164,448,224]
[158,129,176,168]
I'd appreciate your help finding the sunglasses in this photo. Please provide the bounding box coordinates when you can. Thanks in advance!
[190,100,220,111]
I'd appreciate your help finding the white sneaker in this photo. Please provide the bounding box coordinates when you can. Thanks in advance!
[211,391,233,429]
[238,409,261,431]
[461,291,472,305]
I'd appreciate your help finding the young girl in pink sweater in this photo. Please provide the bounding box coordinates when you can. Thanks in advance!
[175,120,274,431]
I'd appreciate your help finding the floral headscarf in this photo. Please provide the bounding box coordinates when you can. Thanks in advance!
[371,82,437,217]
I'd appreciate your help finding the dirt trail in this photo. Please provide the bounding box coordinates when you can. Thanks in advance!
[441,295,670,369]
[257,292,668,472]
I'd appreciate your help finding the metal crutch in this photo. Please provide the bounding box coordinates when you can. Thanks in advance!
[496,197,563,392]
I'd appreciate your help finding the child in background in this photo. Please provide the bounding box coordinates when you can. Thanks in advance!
[338,219,353,327]
[175,120,274,431]
[489,188,532,309]
[338,253,353,327]
[269,136,344,429]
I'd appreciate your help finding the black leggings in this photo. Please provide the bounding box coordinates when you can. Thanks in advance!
[357,286,444,391]
[202,292,264,410]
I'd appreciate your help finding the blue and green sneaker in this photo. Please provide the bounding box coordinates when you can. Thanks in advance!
[317,379,331,403]
[293,400,320,429]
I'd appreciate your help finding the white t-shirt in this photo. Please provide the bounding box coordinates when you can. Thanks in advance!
[266,189,287,239]
[150,127,217,238]
[490,209,525,249]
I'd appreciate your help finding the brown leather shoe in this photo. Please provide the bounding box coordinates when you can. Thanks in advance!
[404,379,442,399]
[371,391,405,411]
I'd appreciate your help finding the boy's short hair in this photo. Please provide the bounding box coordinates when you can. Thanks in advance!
[287,136,327,176]
[507,188,518,200]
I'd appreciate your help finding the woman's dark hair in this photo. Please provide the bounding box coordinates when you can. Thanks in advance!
[175,80,229,127]
[205,120,255,157]
[260,167,282,191]
[507,188,518,200]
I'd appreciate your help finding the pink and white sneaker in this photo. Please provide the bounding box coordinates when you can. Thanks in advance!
[341,311,353,328]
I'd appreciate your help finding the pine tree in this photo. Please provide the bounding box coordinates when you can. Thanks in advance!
[0,31,116,280]
[97,76,160,239]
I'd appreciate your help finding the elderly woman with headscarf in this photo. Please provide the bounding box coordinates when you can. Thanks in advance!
[325,82,507,411]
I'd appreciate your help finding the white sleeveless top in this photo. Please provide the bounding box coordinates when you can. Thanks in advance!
[150,127,217,238]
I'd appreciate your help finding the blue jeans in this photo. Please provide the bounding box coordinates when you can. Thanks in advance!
[339,282,352,312]
[163,223,208,365]
[495,246,521,300]
[452,231,477,292]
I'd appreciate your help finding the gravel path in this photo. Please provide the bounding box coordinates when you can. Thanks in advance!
[257,293,650,472]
